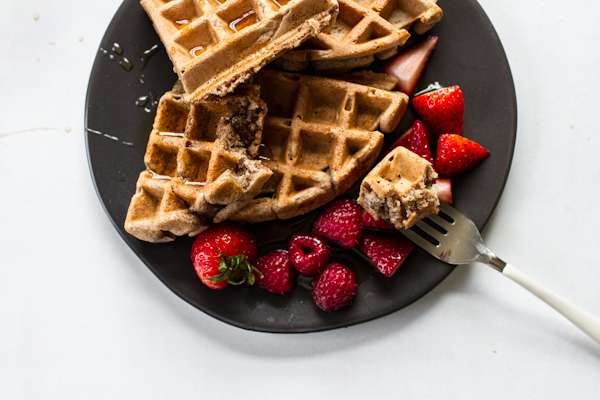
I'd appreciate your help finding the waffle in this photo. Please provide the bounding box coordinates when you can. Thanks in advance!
[229,69,410,223]
[277,0,443,74]
[357,146,439,229]
[140,0,339,100]
[124,82,272,243]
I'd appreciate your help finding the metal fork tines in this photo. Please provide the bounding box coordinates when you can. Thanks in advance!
[396,201,600,345]
[400,202,506,271]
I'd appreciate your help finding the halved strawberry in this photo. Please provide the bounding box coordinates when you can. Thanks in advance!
[435,177,453,205]
[381,36,438,96]
[362,211,394,230]
[413,84,464,136]
[436,134,490,176]
[387,120,434,164]
[357,233,415,277]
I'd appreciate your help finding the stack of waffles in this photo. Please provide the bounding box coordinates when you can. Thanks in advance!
[277,0,442,73]
[126,0,442,242]
[125,82,272,242]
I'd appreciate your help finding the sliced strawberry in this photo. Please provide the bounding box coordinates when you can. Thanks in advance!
[357,233,415,277]
[387,120,434,164]
[362,211,394,230]
[413,85,464,136]
[435,177,453,205]
[381,36,438,96]
[436,134,490,176]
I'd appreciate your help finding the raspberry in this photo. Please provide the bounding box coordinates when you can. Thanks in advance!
[312,198,363,249]
[312,262,357,312]
[254,251,296,294]
[288,234,330,276]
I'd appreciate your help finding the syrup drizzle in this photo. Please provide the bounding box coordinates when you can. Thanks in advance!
[86,128,134,146]
[229,10,257,32]
[159,132,185,137]
[189,45,205,58]
[135,90,159,112]
[149,170,171,180]
[137,44,160,70]
[175,19,189,29]
[0,126,56,138]
[112,43,123,54]
[119,57,133,71]
[99,43,133,71]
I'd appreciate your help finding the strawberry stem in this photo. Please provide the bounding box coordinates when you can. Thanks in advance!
[206,253,263,286]
[413,81,443,97]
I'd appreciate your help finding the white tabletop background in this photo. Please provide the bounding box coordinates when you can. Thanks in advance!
[2,0,599,398]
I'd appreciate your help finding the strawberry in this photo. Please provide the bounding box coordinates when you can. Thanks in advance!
[387,120,434,164]
[191,223,259,290]
[312,198,363,249]
[288,233,331,276]
[312,262,357,312]
[254,251,296,294]
[435,177,453,205]
[412,84,464,136]
[381,36,438,96]
[435,134,490,176]
[357,233,415,277]
[362,211,394,230]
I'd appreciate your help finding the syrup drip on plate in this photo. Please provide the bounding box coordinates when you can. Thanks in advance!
[136,90,159,113]
[137,44,160,70]
[119,57,133,71]
[112,43,123,54]
[87,128,134,146]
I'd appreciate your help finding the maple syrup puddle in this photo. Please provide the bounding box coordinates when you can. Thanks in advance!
[229,10,257,32]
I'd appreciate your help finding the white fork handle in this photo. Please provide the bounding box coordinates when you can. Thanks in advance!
[502,264,600,344]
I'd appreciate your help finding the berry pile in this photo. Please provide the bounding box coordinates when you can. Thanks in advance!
[189,36,492,315]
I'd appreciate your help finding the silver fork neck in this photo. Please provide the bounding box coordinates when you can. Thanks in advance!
[476,245,507,272]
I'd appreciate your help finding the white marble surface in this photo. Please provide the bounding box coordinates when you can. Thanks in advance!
[1,0,599,398]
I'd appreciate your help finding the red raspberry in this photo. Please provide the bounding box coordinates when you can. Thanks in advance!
[312,262,357,312]
[312,198,362,249]
[254,251,296,294]
[288,234,331,276]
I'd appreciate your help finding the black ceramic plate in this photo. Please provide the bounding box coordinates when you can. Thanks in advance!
[85,0,516,333]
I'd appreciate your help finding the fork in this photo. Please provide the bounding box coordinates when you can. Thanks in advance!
[399,201,600,345]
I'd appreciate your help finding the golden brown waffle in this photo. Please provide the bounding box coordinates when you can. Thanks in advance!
[124,82,272,243]
[229,69,410,223]
[277,0,443,73]
[140,0,339,100]
[358,146,439,229]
